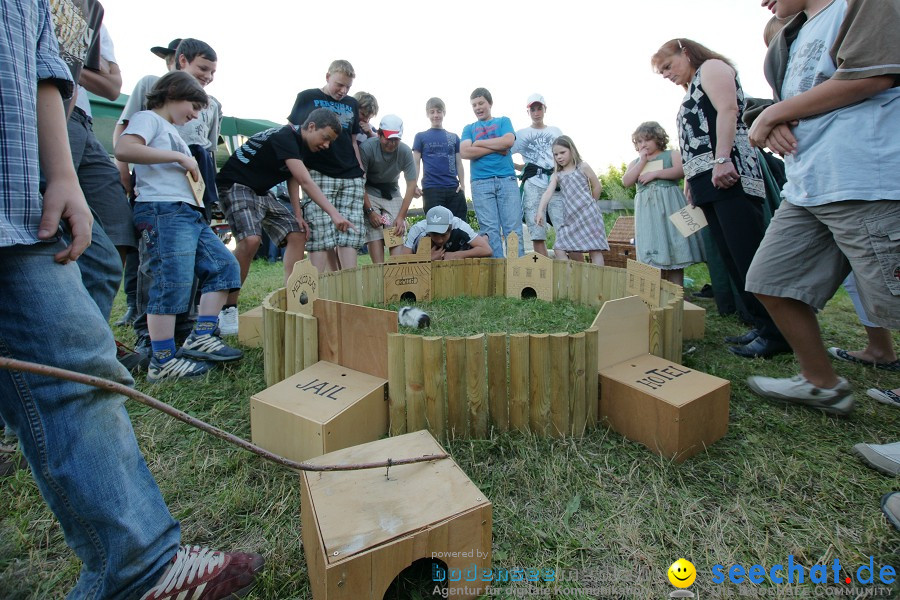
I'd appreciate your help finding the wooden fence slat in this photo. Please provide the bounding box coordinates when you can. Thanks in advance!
[422,336,446,441]
[569,332,586,437]
[529,334,551,435]
[263,306,285,387]
[301,313,318,370]
[404,335,425,432]
[387,333,407,436]
[585,327,599,429]
[487,333,508,433]
[549,333,570,438]
[508,334,530,432]
[445,337,467,439]
[284,311,297,378]
[466,334,488,438]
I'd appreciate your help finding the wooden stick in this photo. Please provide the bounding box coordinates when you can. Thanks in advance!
[0,357,448,472]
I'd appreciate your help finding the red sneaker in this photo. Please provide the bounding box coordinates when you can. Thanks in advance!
[140,545,264,599]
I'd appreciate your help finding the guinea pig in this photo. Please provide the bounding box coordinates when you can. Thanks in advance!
[398,306,431,329]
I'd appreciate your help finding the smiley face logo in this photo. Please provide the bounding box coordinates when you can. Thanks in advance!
[667,558,696,588]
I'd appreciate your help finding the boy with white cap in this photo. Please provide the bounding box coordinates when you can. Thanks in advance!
[512,93,564,258]
[398,206,491,261]
[359,115,417,263]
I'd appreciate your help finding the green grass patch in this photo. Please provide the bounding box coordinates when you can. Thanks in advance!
[385,296,598,337]
[1,257,898,599]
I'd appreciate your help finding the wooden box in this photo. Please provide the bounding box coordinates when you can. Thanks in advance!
[600,353,729,462]
[301,431,492,599]
[250,361,388,462]
[682,300,706,341]
[601,216,636,269]
[238,305,264,348]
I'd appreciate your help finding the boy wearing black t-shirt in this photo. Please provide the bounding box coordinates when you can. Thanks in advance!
[216,108,352,308]
[288,59,368,272]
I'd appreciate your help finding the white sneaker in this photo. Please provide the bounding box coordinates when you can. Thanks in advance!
[746,374,855,416]
[851,442,900,476]
[218,306,239,336]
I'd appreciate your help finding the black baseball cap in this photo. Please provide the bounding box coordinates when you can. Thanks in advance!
[150,38,182,59]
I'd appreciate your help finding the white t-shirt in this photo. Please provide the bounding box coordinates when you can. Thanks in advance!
[511,125,563,188]
[123,110,199,206]
[781,0,900,206]
[74,25,116,117]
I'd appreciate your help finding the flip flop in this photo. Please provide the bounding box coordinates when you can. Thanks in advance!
[882,492,900,532]
[827,347,900,372]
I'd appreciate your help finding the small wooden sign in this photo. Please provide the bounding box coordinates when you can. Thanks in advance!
[626,259,662,308]
[286,259,319,315]
[668,204,708,237]
[640,159,664,175]
[505,233,553,301]
[185,171,205,207]
[383,227,404,249]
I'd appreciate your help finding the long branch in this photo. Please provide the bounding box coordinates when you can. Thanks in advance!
[0,357,448,472]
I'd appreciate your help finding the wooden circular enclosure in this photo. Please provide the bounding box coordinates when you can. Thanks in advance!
[262,258,684,440]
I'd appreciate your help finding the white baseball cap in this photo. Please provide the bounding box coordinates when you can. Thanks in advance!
[379,114,404,139]
[526,93,546,108]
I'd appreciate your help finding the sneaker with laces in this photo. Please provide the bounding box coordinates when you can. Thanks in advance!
[867,388,900,408]
[746,374,855,416]
[218,307,239,336]
[140,545,264,600]
[181,331,243,362]
[148,352,212,383]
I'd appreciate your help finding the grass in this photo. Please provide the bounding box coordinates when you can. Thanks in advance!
[1,258,899,599]
[387,296,598,337]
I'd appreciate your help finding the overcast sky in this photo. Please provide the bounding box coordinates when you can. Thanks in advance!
[99,0,775,177]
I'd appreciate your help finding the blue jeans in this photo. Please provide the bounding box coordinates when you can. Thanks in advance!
[133,202,241,315]
[471,176,524,257]
[0,241,180,599]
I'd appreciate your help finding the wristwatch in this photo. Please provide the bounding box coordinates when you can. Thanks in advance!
[714,157,732,164]
[365,206,377,214]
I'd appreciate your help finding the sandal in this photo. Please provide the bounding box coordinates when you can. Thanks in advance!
[827,347,900,371]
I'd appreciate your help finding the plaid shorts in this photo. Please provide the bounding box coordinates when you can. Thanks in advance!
[303,172,365,252]
[218,183,301,247]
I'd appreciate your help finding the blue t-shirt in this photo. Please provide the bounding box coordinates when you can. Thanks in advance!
[413,128,461,189]
[461,116,516,181]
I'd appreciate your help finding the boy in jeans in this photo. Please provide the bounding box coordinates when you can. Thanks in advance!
[460,87,523,257]
[744,0,900,414]
[116,71,243,382]
[512,93,564,258]
[412,97,467,220]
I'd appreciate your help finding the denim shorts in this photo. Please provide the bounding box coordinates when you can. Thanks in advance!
[133,201,241,315]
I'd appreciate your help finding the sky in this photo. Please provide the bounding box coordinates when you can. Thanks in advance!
[98,0,777,178]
